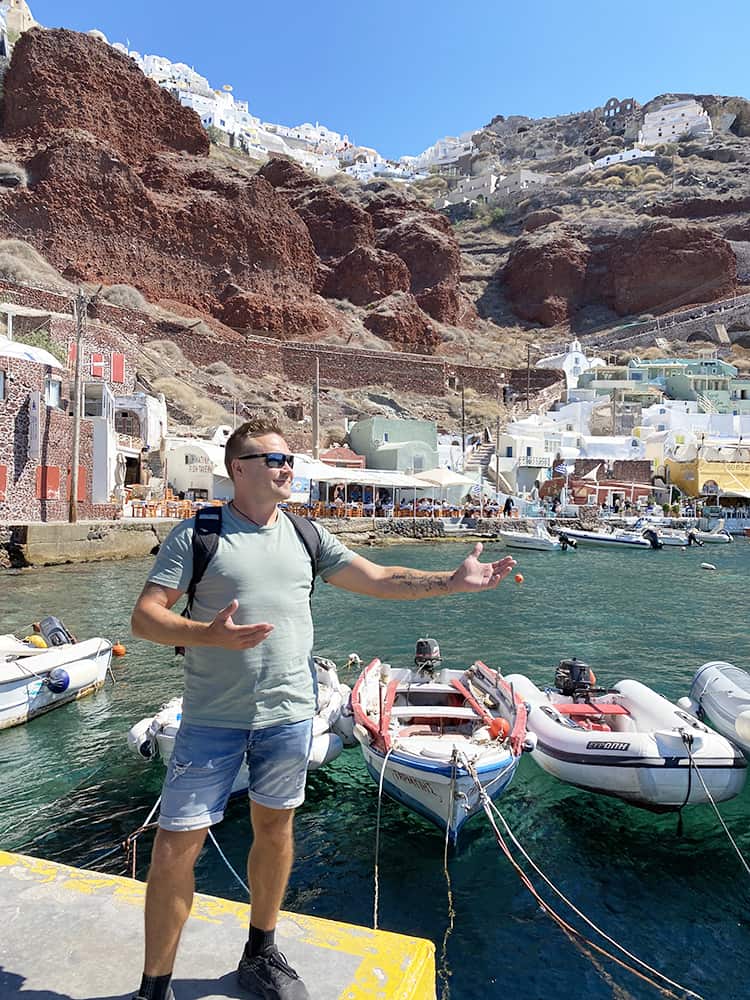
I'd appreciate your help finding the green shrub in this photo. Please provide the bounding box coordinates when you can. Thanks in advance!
[20,328,66,364]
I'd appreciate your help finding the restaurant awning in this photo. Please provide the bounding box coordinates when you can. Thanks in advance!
[414,468,476,488]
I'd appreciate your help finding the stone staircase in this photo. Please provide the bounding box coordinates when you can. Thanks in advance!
[464,442,497,488]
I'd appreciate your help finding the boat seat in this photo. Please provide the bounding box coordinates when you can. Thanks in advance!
[390,706,479,719]
[556,703,630,717]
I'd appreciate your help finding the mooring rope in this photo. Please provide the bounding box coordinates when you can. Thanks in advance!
[681,733,750,877]
[458,752,704,1000]
[207,828,249,895]
[436,751,458,1000]
[372,745,395,930]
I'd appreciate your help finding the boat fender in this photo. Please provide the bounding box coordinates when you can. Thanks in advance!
[489,717,511,741]
[735,710,750,744]
[700,562,717,571]
[45,667,70,694]
[308,732,344,770]
[522,732,538,753]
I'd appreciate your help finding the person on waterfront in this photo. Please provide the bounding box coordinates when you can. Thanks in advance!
[503,495,514,517]
[129,417,516,1000]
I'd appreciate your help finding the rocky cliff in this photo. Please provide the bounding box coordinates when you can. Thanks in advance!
[0,28,474,354]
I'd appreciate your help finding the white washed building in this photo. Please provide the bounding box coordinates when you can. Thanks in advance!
[489,168,551,203]
[536,338,606,390]
[592,147,657,169]
[400,132,476,172]
[437,173,499,207]
[638,99,713,147]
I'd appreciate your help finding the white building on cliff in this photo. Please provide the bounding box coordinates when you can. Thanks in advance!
[638,99,713,147]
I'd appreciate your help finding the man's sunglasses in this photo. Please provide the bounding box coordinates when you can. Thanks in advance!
[235,452,295,469]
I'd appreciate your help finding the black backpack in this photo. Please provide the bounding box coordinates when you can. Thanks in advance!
[176,505,322,655]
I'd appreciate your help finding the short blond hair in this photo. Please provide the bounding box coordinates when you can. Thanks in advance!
[225,417,284,478]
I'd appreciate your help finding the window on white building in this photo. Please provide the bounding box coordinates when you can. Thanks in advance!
[44,376,62,408]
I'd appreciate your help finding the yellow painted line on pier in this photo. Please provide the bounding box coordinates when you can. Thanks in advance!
[0,850,435,999]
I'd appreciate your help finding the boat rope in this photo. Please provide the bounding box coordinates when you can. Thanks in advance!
[681,734,750,877]
[207,828,249,895]
[676,737,693,837]
[458,752,704,1000]
[437,751,458,1000]
[124,795,162,878]
[372,745,396,930]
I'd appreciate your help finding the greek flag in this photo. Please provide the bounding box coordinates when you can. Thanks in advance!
[470,482,482,497]
[553,463,569,476]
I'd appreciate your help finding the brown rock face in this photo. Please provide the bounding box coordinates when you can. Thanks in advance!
[219,282,339,339]
[364,293,440,354]
[378,217,460,293]
[523,209,563,233]
[3,28,209,163]
[503,222,736,325]
[323,246,411,305]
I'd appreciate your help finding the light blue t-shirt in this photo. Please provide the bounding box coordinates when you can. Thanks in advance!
[147,505,356,729]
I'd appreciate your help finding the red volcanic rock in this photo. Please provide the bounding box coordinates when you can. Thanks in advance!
[291,187,374,260]
[8,135,319,317]
[504,221,736,326]
[607,222,736,315]
[523,209,563,232]
[323,246,410,305]
[504,227,591,325]
[2,28,209,163]
[258,157,317,192]
[647,195,750,220]
[378,218,461,293]
[364,293,440,354]
[219,284,339,339]
[415,281,478,327]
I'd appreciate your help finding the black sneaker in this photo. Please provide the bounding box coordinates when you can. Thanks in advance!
[237,944,310,999]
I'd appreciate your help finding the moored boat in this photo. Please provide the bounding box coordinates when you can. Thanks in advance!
[690,519,733,544]
[559,526,661,549]
[681,661,750,758]
[495,522,576,551]
[351,639,529,843]
[0,635,113,730]
[506,659,746,810]
[127,656,357,790]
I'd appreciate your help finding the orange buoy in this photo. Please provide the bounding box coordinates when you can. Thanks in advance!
[489,717,511,741]
[514,573,524,584]
[112,642,127,657]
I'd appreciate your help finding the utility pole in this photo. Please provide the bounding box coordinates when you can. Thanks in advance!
[495,384,501,495]
[460,382,466,472]
[69,288,87,524]
[312,356,320,459]
[526,343,531,408]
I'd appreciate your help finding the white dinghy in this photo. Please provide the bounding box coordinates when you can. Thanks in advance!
[689,519,733,544]
[559,525,662,549]
[127,656,357,791]
[495,522,576,552]
[506,659,746,810]
[351,639,529,844]
[0,633,113,730]
[681,661,750,758]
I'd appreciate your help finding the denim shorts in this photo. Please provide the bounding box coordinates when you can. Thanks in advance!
[157,718,314,831]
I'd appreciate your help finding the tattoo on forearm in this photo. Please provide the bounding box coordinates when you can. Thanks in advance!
[388,570,452,593]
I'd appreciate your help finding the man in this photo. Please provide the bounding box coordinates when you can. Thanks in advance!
[130,417,515,1000]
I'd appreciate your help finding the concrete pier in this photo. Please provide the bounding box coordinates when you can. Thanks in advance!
[0,850,436,999]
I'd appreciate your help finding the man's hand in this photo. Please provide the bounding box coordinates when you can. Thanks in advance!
[205,600,274,650]
[450,543,516,594]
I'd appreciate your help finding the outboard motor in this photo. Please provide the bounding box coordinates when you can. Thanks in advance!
[686,529,704,548]
[558,533,577,551]
[38,616,75,647]
[415,637,442,675]
[554,657,594,697]
[641,528,663,550]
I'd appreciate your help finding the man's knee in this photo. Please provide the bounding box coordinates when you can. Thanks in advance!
[149,827,207,877]
[250,803,295,846]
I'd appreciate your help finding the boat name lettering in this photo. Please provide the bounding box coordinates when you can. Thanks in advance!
[586,740,630,751]
[392,771,440,796]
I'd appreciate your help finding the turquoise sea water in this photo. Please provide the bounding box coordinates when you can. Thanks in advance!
[1,539,749,1000]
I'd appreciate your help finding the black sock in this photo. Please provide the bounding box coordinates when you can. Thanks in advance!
[137,973,172,1000]
[247,924,276,957]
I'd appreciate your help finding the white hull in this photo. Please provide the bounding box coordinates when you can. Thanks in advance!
[692,531,732,544]
[560,528,657,549]
[495,529,561,551]
[127,659,354,789]
[352,659,527,842]
[0,638,112,730]
[687,661,750,758]
[507,673,746,809]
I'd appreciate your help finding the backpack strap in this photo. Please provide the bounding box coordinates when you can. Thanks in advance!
[283,510,322,596]
[185,506,223,616]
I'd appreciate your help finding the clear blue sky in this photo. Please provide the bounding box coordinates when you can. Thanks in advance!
[30,0,750,159]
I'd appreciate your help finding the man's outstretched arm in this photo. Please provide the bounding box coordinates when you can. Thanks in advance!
[326,543,516,600]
